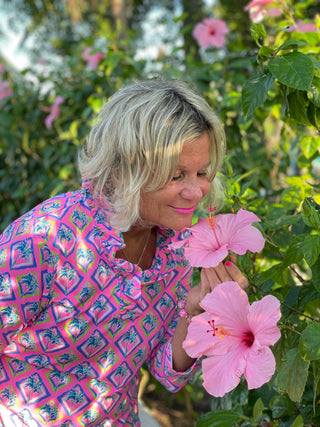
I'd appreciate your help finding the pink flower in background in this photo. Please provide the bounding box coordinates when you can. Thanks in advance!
[286,20,317,33]
[171,208,265,268]
[45,96,65,130]
[183,281,281,397]
[192,18,230,49]
[0,80,13,101]
[244,0,282,23]
[82,47,106,70]
[0,64,4,74]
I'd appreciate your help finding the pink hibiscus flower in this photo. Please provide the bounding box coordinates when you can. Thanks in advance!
[244,0,282,23]
[192,18,230,49]
[172,208,265,268]
[45,96,65,130]
[82,47,106,70]
[183,281,281,397]
[286,20,317,33]
[0,80,13,101]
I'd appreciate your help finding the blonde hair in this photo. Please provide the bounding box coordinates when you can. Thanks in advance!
[78,78,226,231]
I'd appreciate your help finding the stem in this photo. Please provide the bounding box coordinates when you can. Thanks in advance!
[278,322,301,336]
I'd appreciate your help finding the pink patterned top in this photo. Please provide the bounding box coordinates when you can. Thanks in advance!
[0,181,200,426]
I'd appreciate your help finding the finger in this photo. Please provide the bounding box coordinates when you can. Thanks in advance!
[200,268,219,300]
[202,267,222,290]
[211,262,232,283]
[225,261,249,290]
[229,254,237,264]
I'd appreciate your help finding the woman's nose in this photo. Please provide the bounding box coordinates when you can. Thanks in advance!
[180,180,203,200]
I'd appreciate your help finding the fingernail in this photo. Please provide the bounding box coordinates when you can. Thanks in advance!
[225,261,232,267]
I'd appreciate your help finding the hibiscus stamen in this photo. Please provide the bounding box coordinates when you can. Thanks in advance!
[206,318,255,345]
[206,205,221,247]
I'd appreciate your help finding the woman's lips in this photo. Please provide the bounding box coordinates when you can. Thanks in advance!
[171,206,196,214]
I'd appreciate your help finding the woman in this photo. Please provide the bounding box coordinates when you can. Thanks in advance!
[0,79,247,426]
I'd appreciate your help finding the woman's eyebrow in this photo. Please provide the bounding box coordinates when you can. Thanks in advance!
[177,161,211,170]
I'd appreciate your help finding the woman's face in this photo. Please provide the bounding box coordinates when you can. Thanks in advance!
[139,132,212,230]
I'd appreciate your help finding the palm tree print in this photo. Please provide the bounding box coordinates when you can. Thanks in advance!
[66,317,88,342]
[0,248,6,267]
[27,354,53,370]
[64,385,87,416]
[88,295,112,326]
[39,401,59,422]
[76,245,95,272]
[85,331,105,357]
[0,306,19,327]
[97,348,117,373]
[23,373,44,404]
[18,272,39,297]
[71,209,89,231]
[40,244,58,266]
[56,351,78,369]
[56,262,80,294]
[34,218,52,237]
[55,223,76,256]
[81,405,100,425]
[70,362,96,380]
[23,301,40,322]
[8,358,28,376]
[89,379,109,398]
[0,273,11,298]
[107,316,124,337]
[40,327,65,352]
[132,348,146,367]
[117,326,141,357]
[18,331,37,351]
[0,387,17,407]
[49,371,70,391]
[10,238,34,268]
[77,283,95,306]
[141,313,157,335]
[111,362,131,388]
[54,298,76,323]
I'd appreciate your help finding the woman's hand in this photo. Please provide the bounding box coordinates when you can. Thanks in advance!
[186,254,248,317]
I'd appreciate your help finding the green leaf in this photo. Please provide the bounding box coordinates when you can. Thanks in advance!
[250,23,267,45]
[242,73,275,119]
[277,348,310,401]
[301,136,319,159]
[301,198,320,229]
[303,234,320,267]
[196,409,242,427]
[282,238,304,267]
[308,77,320,108]
[291,415,304,427]
[268,52,314,90]
[299,323,320,360]
[311,257,320,292]
[252,397,266,424]
[288,91,311,125]
[270,395,289,418]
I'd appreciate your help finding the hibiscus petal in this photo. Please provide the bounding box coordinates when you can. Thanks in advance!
[183,312,214,358]
[184,244,229,268]
[244,345,276,389]
[229,225,265,255]
[188,218,219,250]
[202,345,246,397]
[247,295,281,345]
[200,282,250,332]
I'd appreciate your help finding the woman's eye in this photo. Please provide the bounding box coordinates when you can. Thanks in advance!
[197,172,208,177]
[172,174,183,181]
